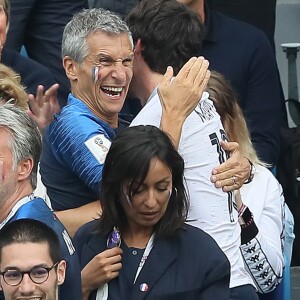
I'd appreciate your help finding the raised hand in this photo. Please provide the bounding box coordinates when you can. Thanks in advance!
[158,57,210,148]
[26,84,60,133]
[158,56,210,121]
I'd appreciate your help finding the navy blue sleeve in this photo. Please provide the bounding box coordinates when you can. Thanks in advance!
[2,48,56,96]
[55,222,82,300]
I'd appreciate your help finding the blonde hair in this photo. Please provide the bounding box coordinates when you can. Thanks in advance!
[0,64,28,109]
[206,71,266,166]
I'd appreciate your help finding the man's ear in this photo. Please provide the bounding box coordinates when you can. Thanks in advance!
[57,260,66,285]
[17,158,34,182]
[134,39,143,56]
[63,56,78,81]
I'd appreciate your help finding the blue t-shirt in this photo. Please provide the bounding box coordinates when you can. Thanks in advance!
[40,94,119,210]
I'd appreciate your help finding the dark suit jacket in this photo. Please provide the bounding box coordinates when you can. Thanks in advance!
[74,220,230,300]
[2,48,56,96]
[202,6,286,167]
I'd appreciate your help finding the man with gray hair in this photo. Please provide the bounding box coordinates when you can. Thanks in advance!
[40,8,134,236]
[0,104,81,300]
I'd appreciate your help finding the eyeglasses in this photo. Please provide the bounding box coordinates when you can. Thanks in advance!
[0,262,58,286]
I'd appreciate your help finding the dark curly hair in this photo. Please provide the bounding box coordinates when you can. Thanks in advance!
[126,0,205,75]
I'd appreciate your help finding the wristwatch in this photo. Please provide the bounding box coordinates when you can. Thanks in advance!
[244,159,256,184]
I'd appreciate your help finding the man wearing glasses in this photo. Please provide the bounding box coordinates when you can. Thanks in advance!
[0,219,66,300]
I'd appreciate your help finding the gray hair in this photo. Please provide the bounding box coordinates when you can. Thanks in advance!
[62,8,133,64]
[0,104,42,189]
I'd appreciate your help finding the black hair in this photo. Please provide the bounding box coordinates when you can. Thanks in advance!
[0,219,62,264]
[126,0,205,75]
[98,125,189,237]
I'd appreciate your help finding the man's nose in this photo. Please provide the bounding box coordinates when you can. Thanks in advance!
[18,274,35,295]
[111,62,127,82]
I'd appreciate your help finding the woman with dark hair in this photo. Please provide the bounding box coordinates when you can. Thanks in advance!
[74,125,230,300]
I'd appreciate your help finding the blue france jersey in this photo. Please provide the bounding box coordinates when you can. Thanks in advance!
[40,94,117,210]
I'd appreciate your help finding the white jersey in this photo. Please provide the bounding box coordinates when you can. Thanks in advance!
[130,88,254,288]
[240,165,285,293]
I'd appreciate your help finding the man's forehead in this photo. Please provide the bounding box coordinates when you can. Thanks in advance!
[88,31,133,48]
[1,242,52,262]
[87,32,133,58]
[2,241,51,257]
[0,127,12,143]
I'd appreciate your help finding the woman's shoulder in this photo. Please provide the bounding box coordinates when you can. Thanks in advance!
[173,224,229,267]
[178,224,222,250]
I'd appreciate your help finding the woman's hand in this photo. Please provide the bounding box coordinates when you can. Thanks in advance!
[81,247,123,300]
[210,141,250,192]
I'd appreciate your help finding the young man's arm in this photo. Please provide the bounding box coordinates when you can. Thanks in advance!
[158,57,250,191]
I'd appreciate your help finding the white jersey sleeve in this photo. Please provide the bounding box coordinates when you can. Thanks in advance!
[240,166,285,293]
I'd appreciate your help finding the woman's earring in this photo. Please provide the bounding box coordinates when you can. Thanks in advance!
[170,187,177,198]
[173,187,178,197]
[125,194,132,206]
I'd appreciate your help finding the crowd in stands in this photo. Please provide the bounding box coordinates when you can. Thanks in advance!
[0,0,293,299]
